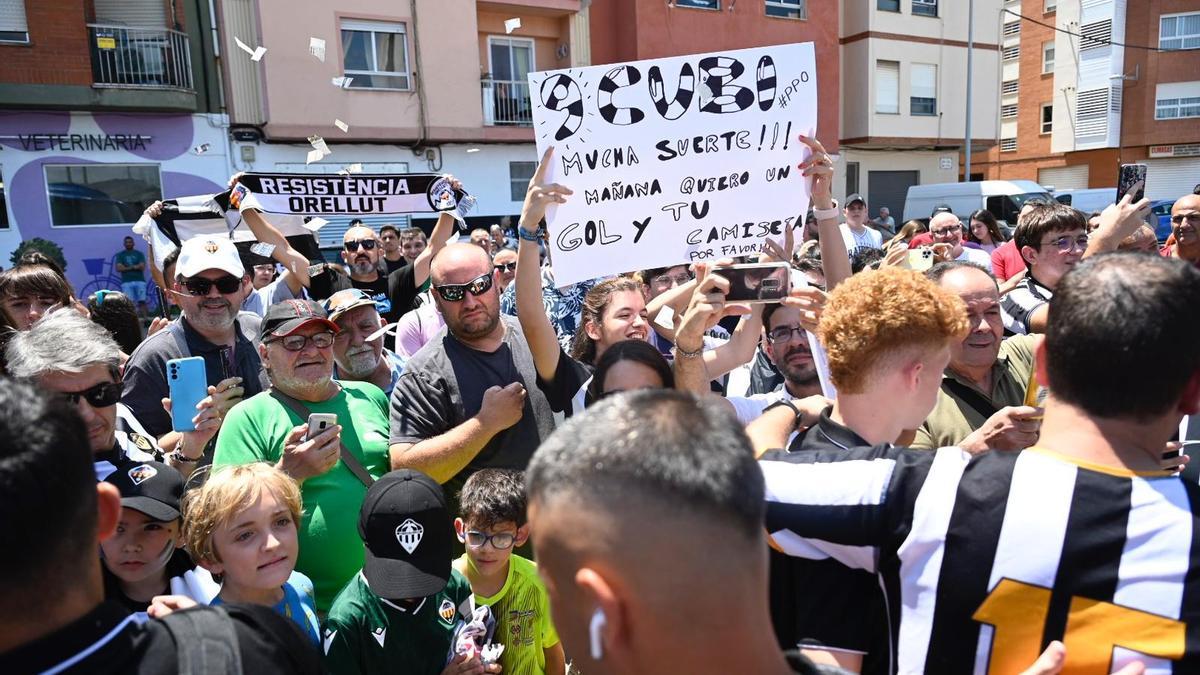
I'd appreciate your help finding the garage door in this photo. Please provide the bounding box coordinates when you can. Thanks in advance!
[1144,158,1200,200]
[868,170,920,221]
[1038,165,1089,191]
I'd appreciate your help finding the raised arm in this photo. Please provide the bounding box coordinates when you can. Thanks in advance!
[797,135,851,290]
[515,147,573,382]
[700,305,763,380]
[242,209,311,293]
[412,176,466,289]
[1084,193,1152,258]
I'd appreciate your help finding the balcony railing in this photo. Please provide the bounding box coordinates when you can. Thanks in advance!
[88,24,194,90]
[482,79,532,126]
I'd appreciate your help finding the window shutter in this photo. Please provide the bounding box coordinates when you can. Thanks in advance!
[876,61,899,114]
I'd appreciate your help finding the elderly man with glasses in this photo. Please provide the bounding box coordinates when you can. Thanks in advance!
[7,309,220,480]
[389,242,556,512]
[212,298,391,613]
[928,211,994,272]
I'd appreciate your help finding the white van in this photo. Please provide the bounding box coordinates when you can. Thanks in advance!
[1052,188,1116,215]
[903,180,1054,229]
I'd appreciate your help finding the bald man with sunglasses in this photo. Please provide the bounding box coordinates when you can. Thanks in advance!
[389,243,556,510]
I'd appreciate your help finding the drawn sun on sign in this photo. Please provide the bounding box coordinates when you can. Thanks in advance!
[532,69,590,151]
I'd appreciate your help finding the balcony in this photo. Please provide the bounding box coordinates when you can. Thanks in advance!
[88,24,194,90]
[482,79,532,126]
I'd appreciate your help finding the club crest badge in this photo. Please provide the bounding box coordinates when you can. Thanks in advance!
[439,598,456,622]
[203,240,220,254]
[371,627,386,647]
[128,464,157,485]
[131,433,153,451]
[396,518,423,554]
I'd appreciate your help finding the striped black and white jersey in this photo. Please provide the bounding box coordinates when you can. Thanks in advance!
[761,445,1200,674]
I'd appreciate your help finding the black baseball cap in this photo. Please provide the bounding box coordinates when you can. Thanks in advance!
[103,461,183,522]
[846,193,867,207]
[260,299,340,342]
[931,203,955,217]
[359,469,453,600]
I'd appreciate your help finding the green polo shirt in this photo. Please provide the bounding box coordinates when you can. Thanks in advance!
[212,380,391,612]
[323,570,474,675]
[913,335,1038,450]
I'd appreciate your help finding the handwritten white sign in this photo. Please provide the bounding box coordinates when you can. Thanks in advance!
[530,42,818,287]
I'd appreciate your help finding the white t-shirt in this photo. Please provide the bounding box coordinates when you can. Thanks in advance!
[955,246,995,273]
[839,224,883,254]
[727,389,794,426]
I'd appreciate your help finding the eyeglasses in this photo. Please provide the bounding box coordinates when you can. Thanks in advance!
[344,239,378,252]
[434,273,494,302]
[183,275,242,296]
[494,262,517,273]
[931,225,962,237]
[56,381,122,408]
[1171,213,1200,226]
[464,530,515,550]
[767,325,807,344]
[652,272,693,286]
[268,331,335,351]
[1041,234,1090,254]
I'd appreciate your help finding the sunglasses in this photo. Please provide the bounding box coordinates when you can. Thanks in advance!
[344,239,378,252]
[494,262,517,273]
[57,381,123,408]
[268,331,335,352]
[182,275,242,296]
[434,273,493,302]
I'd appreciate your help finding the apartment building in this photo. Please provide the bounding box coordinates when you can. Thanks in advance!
[0,0,226,293]
[221,0,591,243]
[840,0,1002,221]
[978,0,1199,200]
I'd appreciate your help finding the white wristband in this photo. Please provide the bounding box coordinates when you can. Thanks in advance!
[812,200,840,221]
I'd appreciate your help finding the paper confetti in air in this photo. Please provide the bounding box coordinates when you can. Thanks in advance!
[303,217,328,233]
[332,76,354,89]
[334,119,349,133]
[250,242,276,257]
[234,37,267,61]
[307,135,331,157]
[191,143,211,155]
[306,149,324,165]
[336,163,363,175]
[309,37,326,62]
[504,18,521,34]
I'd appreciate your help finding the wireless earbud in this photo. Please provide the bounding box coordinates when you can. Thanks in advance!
[589,608,607,661]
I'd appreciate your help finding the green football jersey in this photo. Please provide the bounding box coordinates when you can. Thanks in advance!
[454,554,560,675]
[323,570,474,675]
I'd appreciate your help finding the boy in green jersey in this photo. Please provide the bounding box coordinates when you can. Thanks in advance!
[323,469,499,675]
[452,470,565,675]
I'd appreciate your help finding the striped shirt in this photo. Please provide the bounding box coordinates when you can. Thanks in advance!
[761,445,1200,674]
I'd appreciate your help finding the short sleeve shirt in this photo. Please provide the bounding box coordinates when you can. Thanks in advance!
[838,224,883,256]
[242,277,304,317]
[452,555,560,675]
[1000,274,1053,335]
[331,266,419,323]
[323,570,474,675]
[116,250,146,282]
[912,334,1038,450]
[212,381,391,613]
[389,316,556,497]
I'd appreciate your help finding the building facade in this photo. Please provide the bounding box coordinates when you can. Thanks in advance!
[976,0,1199,201]
[839,0,1002,223]
[0,0,226,294]
[221,0,591,246]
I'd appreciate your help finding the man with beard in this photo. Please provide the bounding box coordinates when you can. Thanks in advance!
[329,201,457,322]
[913,262,1042,452]
[389,243,556,504]
[1161,193,1200,267]
[324,288,406,397]
[724,302,824,425]
[213,299,391,613]
[121,237,259,457]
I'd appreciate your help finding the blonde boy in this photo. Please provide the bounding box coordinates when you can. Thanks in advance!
[453,469,565,675]
[182,463,320,645]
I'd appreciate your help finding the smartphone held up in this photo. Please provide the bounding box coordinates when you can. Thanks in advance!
[712,262,791,303]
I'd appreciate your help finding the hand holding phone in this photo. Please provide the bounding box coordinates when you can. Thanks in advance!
[1116,164,1147,204]
[304,413,338,442]
[167,357,207,432]
[711,262,791,303]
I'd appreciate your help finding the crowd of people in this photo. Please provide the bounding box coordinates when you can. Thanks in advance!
[1,138,1199,675]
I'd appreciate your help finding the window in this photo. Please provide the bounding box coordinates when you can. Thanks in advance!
[1044,0,1057,12]
[341,20,411,90]
[765,0,806,19]
[1002,79,1019,96]
[846,162,860,196]
[1000,138,1017,152]
[1001,104,1018,119]
[510,161,537,201]
[1003,45,1020,60]
[875,60,899,114]
[487,37,535,125]
[1041,103,1053,133]
[1160,13,1200,50]
[910,63,937,116]
[676,0,719,9]
[1042,41,1055,73]
[1003,22,1021,37]
[912,0,937,18]
[0,0,28,43]
[45,164,162,227]
[877,0,899,12]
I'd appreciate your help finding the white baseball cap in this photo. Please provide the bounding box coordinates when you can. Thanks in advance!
[175,237,245,279]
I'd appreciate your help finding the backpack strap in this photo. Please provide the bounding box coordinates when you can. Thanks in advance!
[161,606,244,675]
[941,378,1001,421]
[268,388,376,488]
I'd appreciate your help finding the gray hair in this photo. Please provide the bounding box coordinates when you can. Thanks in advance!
[6,309,121,378]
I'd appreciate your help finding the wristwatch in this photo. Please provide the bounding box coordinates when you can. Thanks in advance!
[764,399,805,430]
